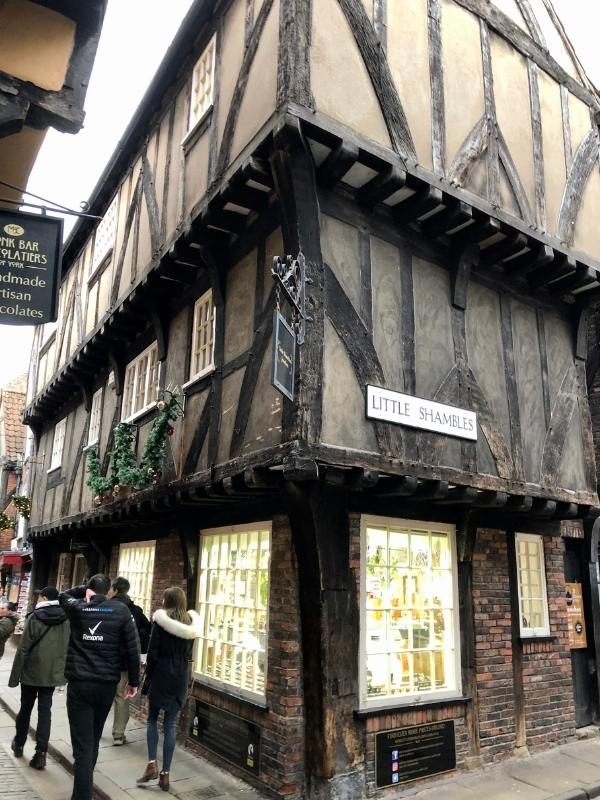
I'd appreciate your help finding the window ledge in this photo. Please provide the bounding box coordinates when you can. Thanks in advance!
[182,367,215,393]
[46,466,61,475]
[87,249,113,285]
[354,696,471,718]
[191,677,268,712]
[82,441,98,453]
[182,105,213,151]
[519,635,556,644]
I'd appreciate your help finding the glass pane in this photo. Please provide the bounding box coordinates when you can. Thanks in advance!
[389,652,411,694]
[431,534,450,569]
[434,650,447,688]
[389,531,408,566]
[411,611,431,649]
[414,651,432,691]
[367,527,387,567]
[366,653,388,696]
[410,533,430,568]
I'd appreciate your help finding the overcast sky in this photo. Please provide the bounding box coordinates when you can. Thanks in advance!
[0,0,598,387]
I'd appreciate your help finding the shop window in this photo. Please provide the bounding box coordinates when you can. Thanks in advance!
[87,388,103,447]
[49,418,66,471]
[72,553,87,588]
[189,289,215,382]
[196,523,271,702]
[117,541,156,617]
[122,342,160,421]
[188,36,216,133]
[360,516,461,709]
[90,194,118,277]
[515,533,550,637]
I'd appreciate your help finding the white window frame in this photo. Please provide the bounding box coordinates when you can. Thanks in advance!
[195,522,271,705]
[186,289,216,385]
[48,418,67,472]
[122,342,160,422]
[56,553,69,593]
[359,515,462,710]
[90,194,118,279]
[87,388,103,447]
[515,532,550,638]
[186,35,216,136]
[117,540,156,617]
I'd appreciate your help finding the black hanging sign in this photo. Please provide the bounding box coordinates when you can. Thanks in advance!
[271,310,295,401]
[375,720,456,788]
[0,208,63,325]
[189,699,261,775]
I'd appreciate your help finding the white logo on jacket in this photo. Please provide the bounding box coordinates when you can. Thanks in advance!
[82,621,103,641]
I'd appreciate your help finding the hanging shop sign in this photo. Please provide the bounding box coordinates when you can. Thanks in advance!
[565,582,587,649]
[376,720,456,788]
[271,310,296,401]
[190,699,261,776]
[0,208,62,325]
[366,385,477,441]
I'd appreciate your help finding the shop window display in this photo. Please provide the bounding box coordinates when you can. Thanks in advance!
[196,524,271,702]
[360,517,461,709]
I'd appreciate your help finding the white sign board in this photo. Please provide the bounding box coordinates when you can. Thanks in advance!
[366,385,477,441]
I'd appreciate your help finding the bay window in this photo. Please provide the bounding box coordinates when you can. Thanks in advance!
[360,516,461,709]
[196,523,271,702]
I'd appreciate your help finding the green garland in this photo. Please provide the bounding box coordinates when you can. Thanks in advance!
[13,495,31,520]
[0,511,15,530]
[86,392,183,503]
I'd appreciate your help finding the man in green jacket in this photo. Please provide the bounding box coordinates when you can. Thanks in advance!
[0,602,19,657]
[9,587,70,770]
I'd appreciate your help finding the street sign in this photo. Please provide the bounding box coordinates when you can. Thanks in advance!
[271,310,295,401]
[0,208,62,325]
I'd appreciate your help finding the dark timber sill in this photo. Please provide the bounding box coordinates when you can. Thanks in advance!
[354,696,471,718]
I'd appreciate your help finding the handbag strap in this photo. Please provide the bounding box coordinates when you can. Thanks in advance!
[25,624,52,657]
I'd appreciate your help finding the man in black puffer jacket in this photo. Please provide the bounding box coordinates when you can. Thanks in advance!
[60,574,140,800]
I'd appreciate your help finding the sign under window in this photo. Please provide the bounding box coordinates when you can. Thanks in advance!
[360,516,461,709]
[196,524,271,702]
[0,209,62,325]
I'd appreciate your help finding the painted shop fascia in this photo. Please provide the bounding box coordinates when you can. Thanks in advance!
[22,1,600,799]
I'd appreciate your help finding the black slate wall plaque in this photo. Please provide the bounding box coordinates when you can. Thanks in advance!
[189,699,261,775]
[375,720,456,788]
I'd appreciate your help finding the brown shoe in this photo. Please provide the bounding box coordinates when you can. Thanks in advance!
[159,771,170,792]
[136,761,159,784]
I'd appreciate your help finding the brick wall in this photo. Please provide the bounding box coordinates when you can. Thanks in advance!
[472,528,516,762]
[522,535,575,749]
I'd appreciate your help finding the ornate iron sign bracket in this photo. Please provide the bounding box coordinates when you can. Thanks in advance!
[272,253,309,345]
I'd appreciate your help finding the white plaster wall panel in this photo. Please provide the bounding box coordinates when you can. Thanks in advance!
[224,249,257,363]
[573,167,600,267]
[412,257,453,400]
[557,406,586,492]
[218,367,246,463]
[370,235,404,392]
[217,0,246,151]
[183,131,210,217]
[539,69,566,234]
[543,310,573,399]
[321,213,361,314]
[568,92,592,156]
[243,335,282,453]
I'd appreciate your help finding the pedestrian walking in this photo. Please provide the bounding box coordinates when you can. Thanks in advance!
[8,587,69,769]
[106,576,151,746]
[60,574,140,800]
[0,602,18,657]
[137,587,201,792]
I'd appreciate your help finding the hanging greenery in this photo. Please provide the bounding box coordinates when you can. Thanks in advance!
[86,390,183,504]
[12,495,31,520]
[0,511,15,530]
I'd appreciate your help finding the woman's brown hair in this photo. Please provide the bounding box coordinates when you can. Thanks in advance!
[163,586,192,624]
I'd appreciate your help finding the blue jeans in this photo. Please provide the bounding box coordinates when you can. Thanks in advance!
[147,701,180,772]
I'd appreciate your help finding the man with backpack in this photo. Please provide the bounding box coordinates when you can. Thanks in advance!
[60,573,140,800]
[107,576,151,746]
[8,587,69,769]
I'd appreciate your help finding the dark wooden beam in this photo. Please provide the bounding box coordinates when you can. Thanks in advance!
[479,233,528,268]
[357,164,407,207]
[392,186,443,224]
[316,140,359,188]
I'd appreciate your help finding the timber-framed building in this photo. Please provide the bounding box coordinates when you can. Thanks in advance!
[24,1,600,797]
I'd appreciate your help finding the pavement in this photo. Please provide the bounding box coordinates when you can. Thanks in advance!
[2,635,600,800]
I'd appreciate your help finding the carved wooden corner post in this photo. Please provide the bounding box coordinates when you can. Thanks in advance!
[583,515,600,717]
[456,513,482,768]
[269,116,324,447]
[284,478,364,800]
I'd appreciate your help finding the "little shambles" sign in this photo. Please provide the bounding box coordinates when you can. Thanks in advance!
[366,385,477,441]
[0,208,62,325]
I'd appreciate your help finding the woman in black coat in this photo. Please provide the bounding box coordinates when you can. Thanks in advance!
[137,587,201,791]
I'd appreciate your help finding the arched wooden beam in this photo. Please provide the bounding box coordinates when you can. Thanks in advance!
[61,415,91,517]
[337,0,416,161]
[466,368,514,479]
[557,128,599,246]
[540,364,578,487]
[215,0,275,178]
[141,153,161,257]
[447,116,488,186]
[497,131,534,225]
[324,263,400,457]
[182,387,212,476]
[229,287,276,459]
[110,173,142,308]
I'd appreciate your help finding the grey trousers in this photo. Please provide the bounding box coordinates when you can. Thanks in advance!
[111,671,130,739]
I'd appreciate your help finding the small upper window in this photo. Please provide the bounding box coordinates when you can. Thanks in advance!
[190,289,215,382]
[90,195,118,276]
[49,418,66,471]
[122,342,160,421]
[188,36,216,133]
[88,388,103,447]
[515,533,550,637]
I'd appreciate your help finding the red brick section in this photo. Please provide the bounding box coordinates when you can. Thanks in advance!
[473,528,516,761]
[521,534,575,749]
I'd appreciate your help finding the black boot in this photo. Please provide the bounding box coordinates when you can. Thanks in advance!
[29,751,46,770]
[11,738,23,758]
